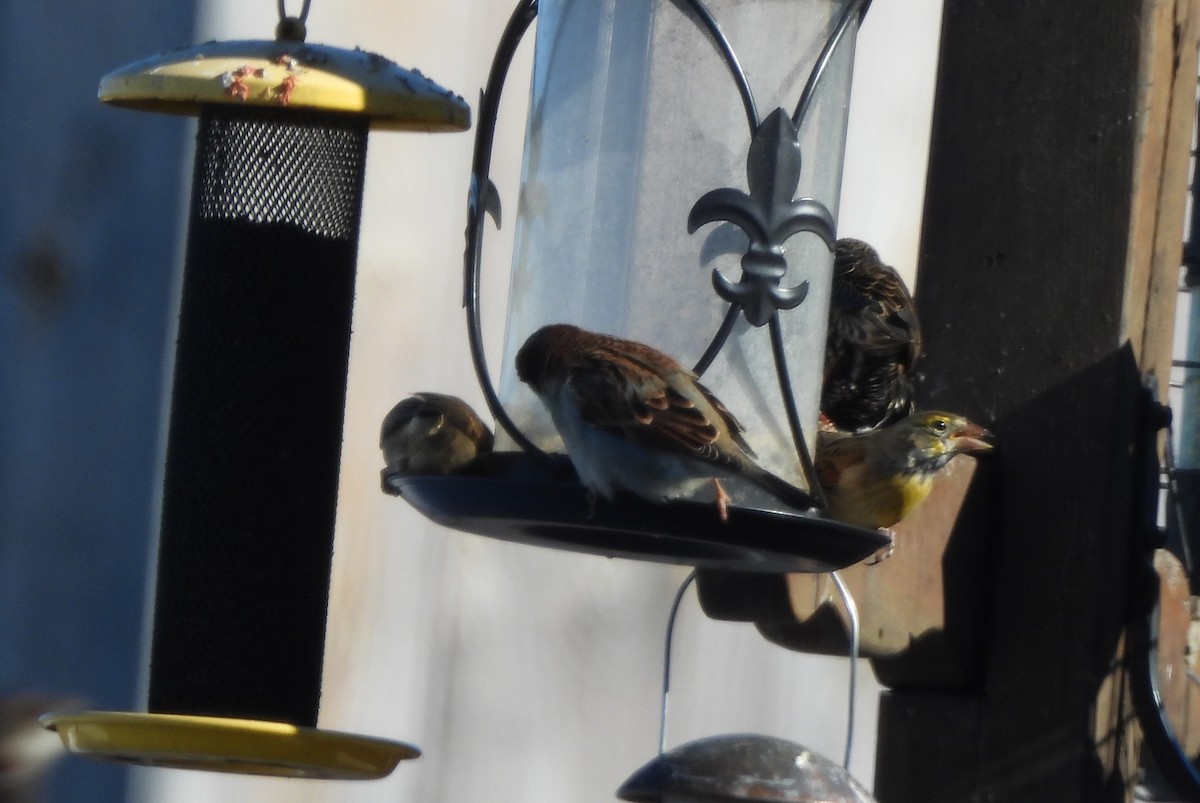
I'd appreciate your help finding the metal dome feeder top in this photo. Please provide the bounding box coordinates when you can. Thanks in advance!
[98,39,470,131]
[617,734,876,803]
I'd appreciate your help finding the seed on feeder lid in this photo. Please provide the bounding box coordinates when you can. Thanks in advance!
[98,40,469,132]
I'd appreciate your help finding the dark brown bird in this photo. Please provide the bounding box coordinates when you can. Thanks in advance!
[379,393,493,490]
[515,323,812,520]
[822,238,922,432]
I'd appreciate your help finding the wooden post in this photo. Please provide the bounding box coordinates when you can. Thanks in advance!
[697,0,1200,800]
[871,1,1196,798]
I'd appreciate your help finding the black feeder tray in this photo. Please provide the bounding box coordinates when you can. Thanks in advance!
[385,453,891,574]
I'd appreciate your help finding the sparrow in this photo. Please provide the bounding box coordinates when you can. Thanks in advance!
[379,393,493,490]
[822,238,922,432]
[815,410,993,531]
[515,323,813,521]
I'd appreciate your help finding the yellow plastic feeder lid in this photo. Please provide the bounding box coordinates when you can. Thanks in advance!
[98,39,470,131]
[40,711,420,779]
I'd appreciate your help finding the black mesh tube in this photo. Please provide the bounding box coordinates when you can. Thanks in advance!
[148,106,368,726]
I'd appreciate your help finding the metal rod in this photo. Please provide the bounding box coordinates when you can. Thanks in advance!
[1166,428,1195,576]
[661,570,858,769]
[463,0,553,463]
[692,305,741,377]
[792,0,869,129]
[829,570,859,770]
[769,315,827,508]
[659,570,697,755]
[675,0,758,134]
[1182,101,1200,289]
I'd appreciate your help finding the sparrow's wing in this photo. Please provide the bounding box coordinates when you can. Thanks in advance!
[814,431,867,489]
[430,394,494,450]
[380,395,437,446]
[830,249,921,358]
[381,393,493,450]
[567,343,750,466]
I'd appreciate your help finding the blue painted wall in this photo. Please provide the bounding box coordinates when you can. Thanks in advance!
[0,4,195,801]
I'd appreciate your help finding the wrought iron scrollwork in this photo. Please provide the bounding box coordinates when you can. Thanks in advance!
[688,108,835,328]
[682,0,865,504]
[464,0,869,501]
[463,0,548,462]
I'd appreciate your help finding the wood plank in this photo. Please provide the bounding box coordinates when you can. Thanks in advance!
[1127,0,1199,392]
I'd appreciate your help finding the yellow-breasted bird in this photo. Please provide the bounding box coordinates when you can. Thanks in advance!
[516,323,812,521]
[823,238,922,432]
[379,393,493,490]
[815,410,993,531]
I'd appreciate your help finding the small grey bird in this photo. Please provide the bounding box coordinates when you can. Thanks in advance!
[379,393,493,490]
[515,323,813,520]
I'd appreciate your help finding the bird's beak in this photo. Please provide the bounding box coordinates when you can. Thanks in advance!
[953,422,995,455]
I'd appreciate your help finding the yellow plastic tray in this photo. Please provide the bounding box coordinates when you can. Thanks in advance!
[41,711,419,779]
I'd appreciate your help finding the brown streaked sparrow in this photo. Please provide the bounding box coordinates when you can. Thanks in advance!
[823,238,923,432]
[379,393,493,491]
[515,323,813,521]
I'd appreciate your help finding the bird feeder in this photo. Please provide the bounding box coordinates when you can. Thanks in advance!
[41,4,468,778]
[618,734,876,803]
[388,0,888,572]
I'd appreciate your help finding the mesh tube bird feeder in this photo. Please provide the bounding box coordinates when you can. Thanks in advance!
[40,9,468,778]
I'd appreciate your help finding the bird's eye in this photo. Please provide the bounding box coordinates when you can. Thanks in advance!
[932,419,948,432]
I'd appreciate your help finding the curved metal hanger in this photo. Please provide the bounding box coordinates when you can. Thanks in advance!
[659,569,861,770]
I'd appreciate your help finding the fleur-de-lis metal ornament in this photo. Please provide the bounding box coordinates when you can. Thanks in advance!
[688,107,835,328]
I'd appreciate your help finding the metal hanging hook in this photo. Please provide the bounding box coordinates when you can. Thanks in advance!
[276,0,311,41]
[658,570,861,771]
[829,570,860,770]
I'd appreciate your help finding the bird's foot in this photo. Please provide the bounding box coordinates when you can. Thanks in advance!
[865,528,896,565]
[713,478,731,524]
